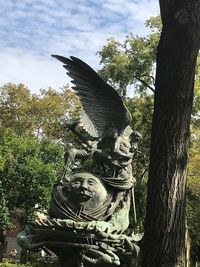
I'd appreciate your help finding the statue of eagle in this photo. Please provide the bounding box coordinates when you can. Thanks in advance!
[52,55,132,151]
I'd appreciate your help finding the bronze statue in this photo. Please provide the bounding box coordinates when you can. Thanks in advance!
[51,55,132,154]
[17,56,142,267]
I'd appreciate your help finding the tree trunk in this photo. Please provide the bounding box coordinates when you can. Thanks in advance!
[0,229,6,262]
[142,1,200,267]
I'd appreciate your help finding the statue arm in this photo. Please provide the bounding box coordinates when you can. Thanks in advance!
[93,149,122,169]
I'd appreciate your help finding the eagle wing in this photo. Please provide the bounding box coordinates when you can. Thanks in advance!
[52,55,132,139]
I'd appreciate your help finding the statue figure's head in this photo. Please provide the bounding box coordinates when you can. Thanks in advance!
[62,172,109,210]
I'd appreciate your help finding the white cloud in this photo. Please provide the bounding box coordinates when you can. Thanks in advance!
[0,48,69,92]
[0,0,160,93]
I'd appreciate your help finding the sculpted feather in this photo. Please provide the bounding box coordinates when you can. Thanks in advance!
[51,55,132,142]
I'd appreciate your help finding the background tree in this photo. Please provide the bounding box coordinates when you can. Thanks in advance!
[141,1,200,267]
[98,15,200,264]
[0,184,11,262]
[0,129,65,260]
[97,18,160,229]
[187,75,200,264]
[0,83,33,136]
[0,83,79,139]
[0,83,81,225]
[1,11,200,264]
[31,86,80,139]
[97,16,161,96]
[0,83,80,260]
[0,129,64,220]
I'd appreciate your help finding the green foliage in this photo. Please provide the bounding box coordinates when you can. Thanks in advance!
[0,84,80,139]
[0,83,33,136]
[0,129,64,224]
[0,83,79,226]
[145,16,162,32]
[31,86,80,139]
[187,76,200,261]
[0,263,31,267]
[98,16,200,261]
[0,82,81,229]
[0,189,11,229]
[0,14,199,262]
[97,16,161,97]
[97,18,159,230]
[126,95,154,230]
[187,127,200,262]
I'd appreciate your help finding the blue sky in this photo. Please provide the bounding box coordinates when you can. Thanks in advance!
[0,0,159,93]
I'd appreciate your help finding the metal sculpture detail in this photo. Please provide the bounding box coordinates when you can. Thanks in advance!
[17,56,142,267]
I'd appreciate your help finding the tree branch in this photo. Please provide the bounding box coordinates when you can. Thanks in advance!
[135,76,155,93]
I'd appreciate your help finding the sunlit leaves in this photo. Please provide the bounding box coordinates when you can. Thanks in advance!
[0,129,64,223]
[0,83,80,139]
[97,16,161,96]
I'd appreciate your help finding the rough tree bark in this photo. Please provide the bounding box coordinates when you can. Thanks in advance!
[0,229,6,262]
[142,1,200,267]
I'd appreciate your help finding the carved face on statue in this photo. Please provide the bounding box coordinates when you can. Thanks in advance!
[64,172,108,210]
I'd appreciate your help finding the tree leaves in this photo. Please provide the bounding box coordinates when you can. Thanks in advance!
[0,130,64,224]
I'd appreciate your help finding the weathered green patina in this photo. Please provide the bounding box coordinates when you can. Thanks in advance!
[17,56,142,267]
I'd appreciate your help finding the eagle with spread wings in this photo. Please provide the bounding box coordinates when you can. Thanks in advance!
[52,55,132,151]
